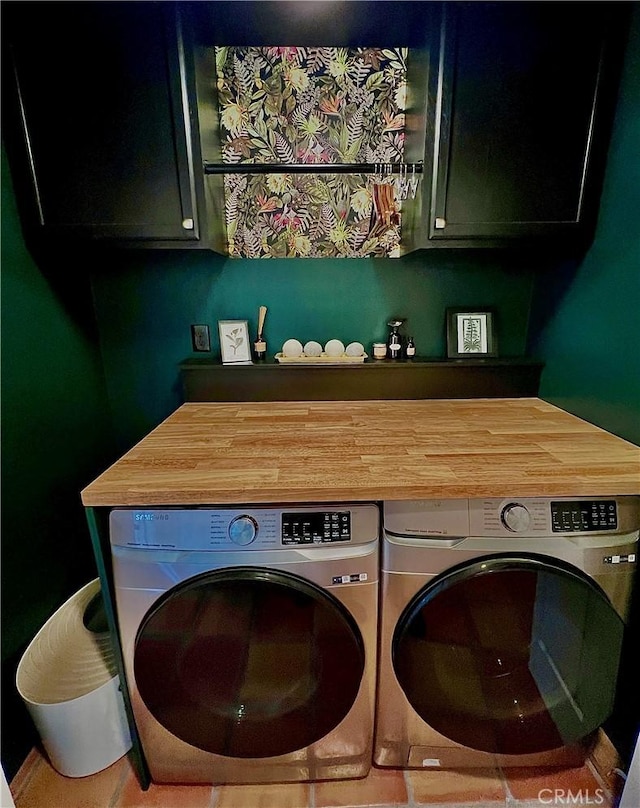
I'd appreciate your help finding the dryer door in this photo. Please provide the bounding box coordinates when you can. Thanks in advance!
[133,567,365,758]
[392,552,625,755]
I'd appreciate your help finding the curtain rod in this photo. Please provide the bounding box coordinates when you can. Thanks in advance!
[203,161,423,175]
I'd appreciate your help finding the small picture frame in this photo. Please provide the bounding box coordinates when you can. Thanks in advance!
[218,320,251,364]
[446,308,497,359]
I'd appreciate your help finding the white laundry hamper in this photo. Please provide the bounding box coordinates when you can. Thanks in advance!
[16,578,132,777]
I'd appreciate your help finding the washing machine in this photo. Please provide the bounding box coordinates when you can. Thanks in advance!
[374,496,639,769]
[109,503,379,785]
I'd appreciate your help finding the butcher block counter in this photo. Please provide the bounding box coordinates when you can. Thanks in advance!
[81,398,640,506]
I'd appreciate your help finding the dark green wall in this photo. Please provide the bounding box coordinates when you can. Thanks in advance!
[90,249,539,451]
[0,146,114,777]
[529,4,640,445]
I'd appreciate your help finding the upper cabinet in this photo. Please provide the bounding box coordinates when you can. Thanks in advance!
[185,0,436,258]
[2,2,204,248]
[1,1,630,252]
[424,2,628,246]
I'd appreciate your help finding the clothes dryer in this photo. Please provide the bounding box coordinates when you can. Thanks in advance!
[110,503,379,784]
[374,496,639,769]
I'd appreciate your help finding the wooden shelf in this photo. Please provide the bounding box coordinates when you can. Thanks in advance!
[179,356,544,402]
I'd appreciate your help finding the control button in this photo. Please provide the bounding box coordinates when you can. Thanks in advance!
[501,503,532,533]
[228,515,258,546]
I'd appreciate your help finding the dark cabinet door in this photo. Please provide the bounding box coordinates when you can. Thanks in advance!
[3,2,201,245]
[427,2,626,243]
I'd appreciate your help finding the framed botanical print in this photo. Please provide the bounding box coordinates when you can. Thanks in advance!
[446,309,497,359]
[218,320,251,364]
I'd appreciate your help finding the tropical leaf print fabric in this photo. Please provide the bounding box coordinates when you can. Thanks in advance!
[215,46,408,258]
[216,46,407,165]
[223,171,400,258]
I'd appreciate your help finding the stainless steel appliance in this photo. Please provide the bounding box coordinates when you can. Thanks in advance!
[374,496,639,769]
[110,503,379,784]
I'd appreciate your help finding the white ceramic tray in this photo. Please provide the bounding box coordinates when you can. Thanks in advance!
[274,352,368,365]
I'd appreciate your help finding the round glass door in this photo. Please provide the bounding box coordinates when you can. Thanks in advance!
[393,553,624,755]
[134,567,365,758]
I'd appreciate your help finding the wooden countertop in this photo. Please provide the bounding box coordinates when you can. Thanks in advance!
[81,399,640,506]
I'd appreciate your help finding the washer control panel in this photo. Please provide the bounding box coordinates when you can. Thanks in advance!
[110,503,378,551]
[282,511,351,545]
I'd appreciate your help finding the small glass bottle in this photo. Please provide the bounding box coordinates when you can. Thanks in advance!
[388,332,401,359]
[254,338,266,360]
[387,318,404,360]
[406,336,416,358]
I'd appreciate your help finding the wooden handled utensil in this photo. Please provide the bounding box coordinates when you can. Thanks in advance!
[257,305,267,340]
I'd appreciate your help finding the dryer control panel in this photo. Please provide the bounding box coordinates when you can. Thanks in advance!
[384,496,640,538]
[550,500,617,533]
[472,497,638,537]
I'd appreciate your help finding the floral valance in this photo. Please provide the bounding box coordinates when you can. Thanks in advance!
[215,46,408,258]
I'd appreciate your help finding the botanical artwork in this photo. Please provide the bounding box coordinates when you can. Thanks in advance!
[225,325,246,356]
[458,315,488,354]
[215,46,408,258]
[218,320,251,363]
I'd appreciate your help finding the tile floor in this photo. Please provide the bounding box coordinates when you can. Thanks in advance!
[9,732,627,808]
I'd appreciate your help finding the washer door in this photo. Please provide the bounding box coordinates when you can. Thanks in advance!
[393,553,624,755]
[134,567,365,758]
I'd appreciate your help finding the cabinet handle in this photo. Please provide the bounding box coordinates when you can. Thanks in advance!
[435,217,446,229]
[182,218,194,230]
